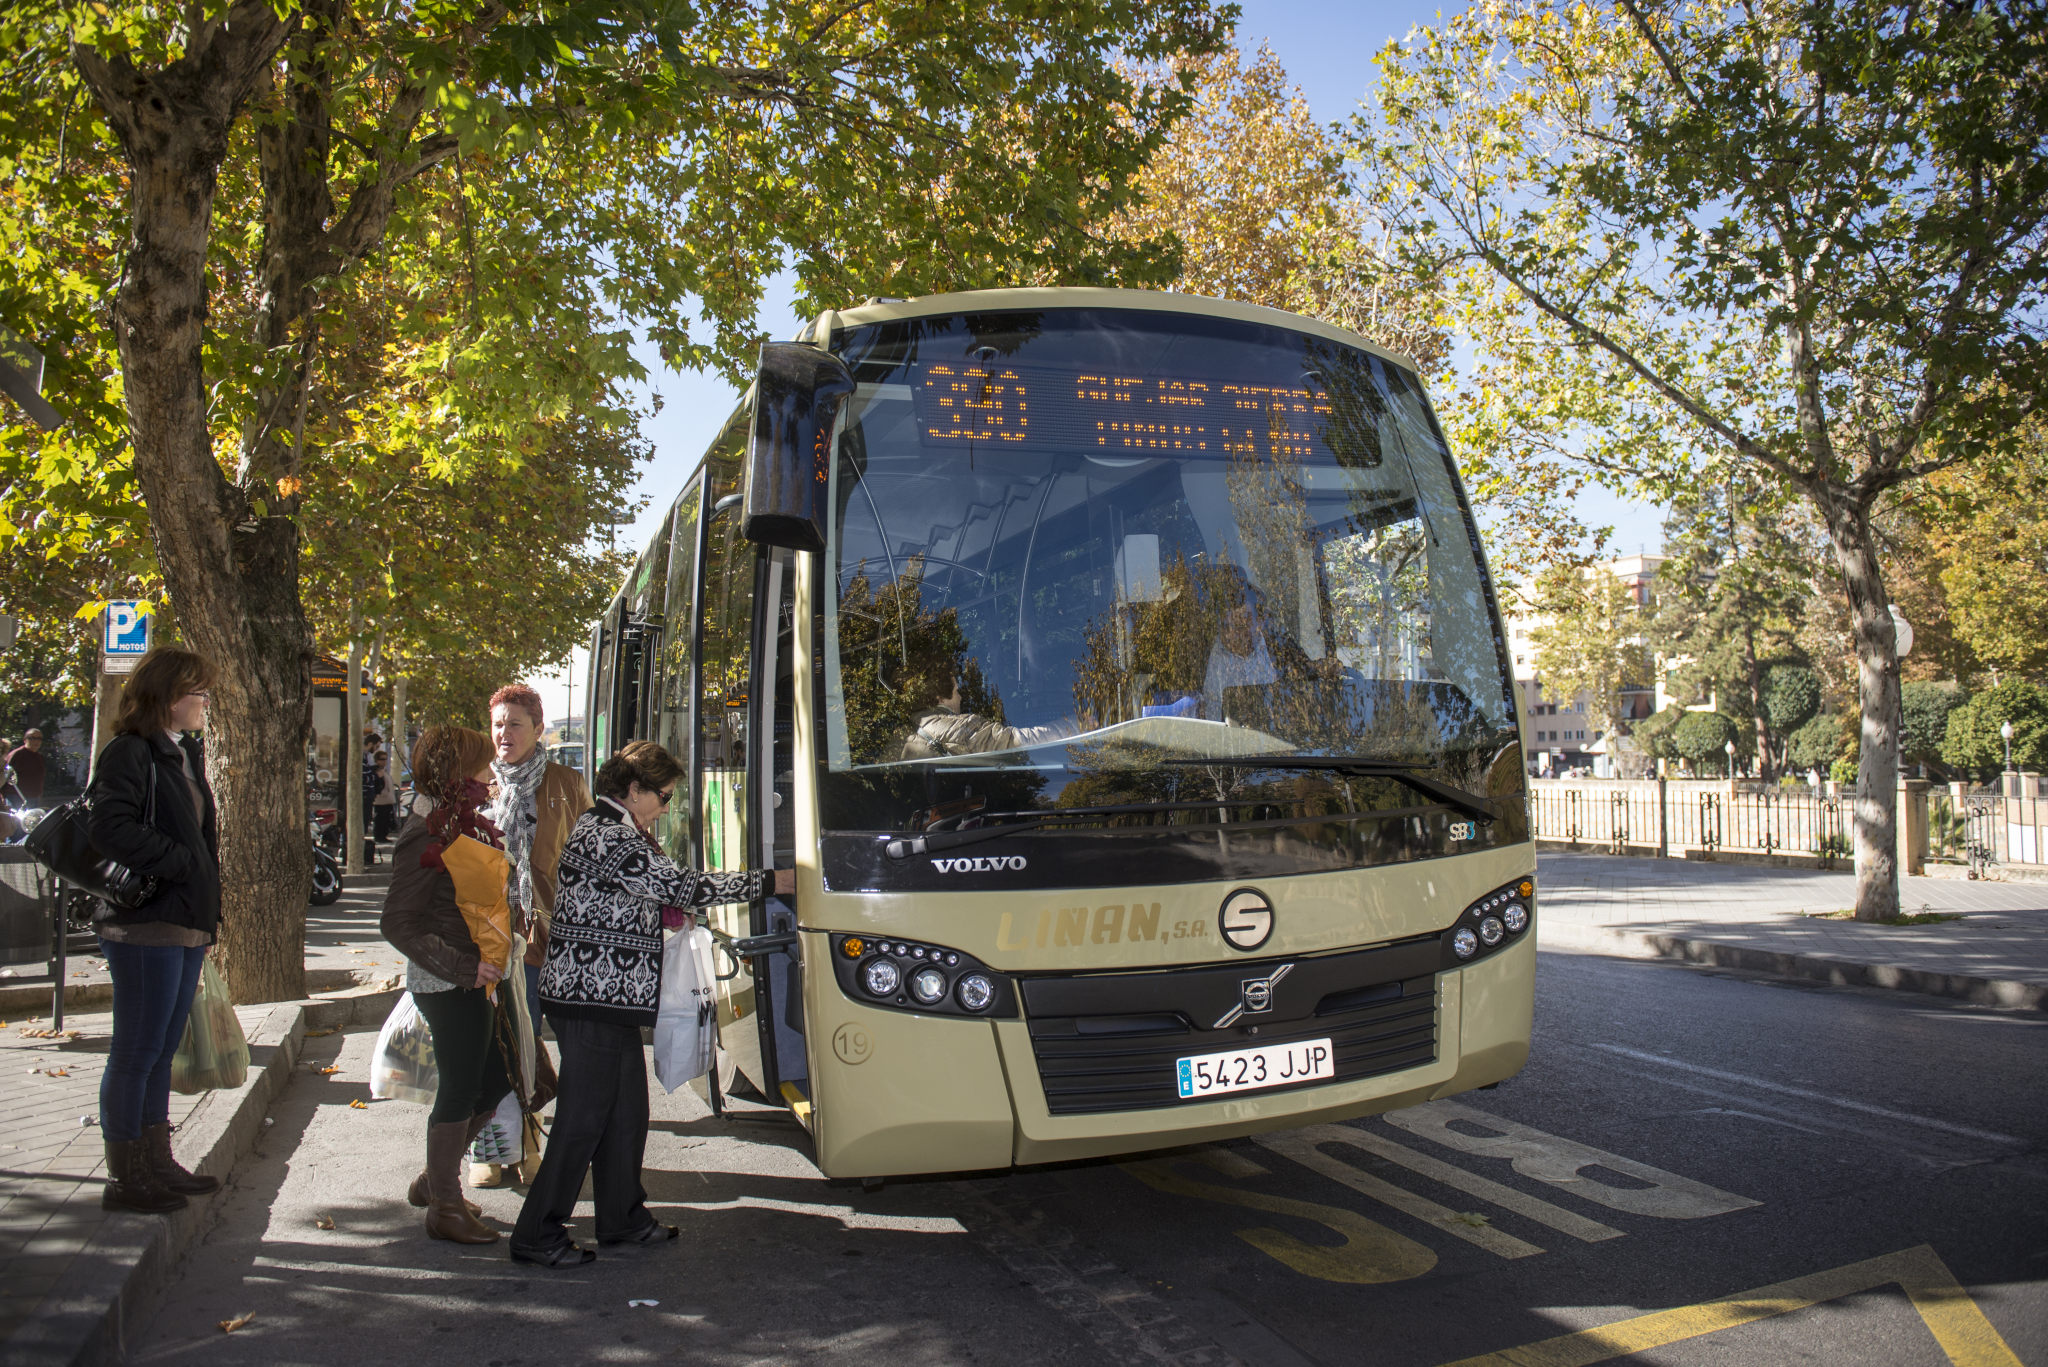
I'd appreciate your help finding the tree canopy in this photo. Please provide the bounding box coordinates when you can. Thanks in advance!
[1,0,1232,1000]
[1358,0,2048,918]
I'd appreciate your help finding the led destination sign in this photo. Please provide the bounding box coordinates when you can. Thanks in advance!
[914,361,1333,459]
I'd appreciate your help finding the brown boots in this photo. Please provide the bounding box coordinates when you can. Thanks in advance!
[142,1122,220,1195]
[102,1138,186,1214]
[421,1119,498,1243]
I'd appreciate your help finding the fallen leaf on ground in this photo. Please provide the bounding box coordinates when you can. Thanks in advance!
[314,1214,335,1230]
[348,1099,367,1109]
[347,949,366,955]
[303,1029,335,1038]
[44,1067,70,1078]
[318,1065,341,1075]
[1444,1212,1491,1228]
[218,1312,254,1333]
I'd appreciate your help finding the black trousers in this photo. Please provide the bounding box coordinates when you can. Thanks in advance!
[513,1015,653,1248]
[412,986,512,1126]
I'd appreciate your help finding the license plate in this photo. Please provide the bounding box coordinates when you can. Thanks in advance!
[1176,1038,1334,1099]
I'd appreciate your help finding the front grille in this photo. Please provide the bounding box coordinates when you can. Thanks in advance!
[1022,940,1440,1116]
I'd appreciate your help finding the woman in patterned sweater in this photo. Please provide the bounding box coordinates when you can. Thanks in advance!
[510,739,785,1267]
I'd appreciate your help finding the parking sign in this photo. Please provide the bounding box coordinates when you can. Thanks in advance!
[103,601,151,668]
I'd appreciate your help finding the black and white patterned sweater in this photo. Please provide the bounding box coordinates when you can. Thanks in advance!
[537,798,766,1027]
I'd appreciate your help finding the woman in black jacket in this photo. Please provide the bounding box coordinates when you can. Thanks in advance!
[87,647,223,1215]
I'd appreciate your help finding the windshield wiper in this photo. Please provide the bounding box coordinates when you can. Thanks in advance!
[1159,755,1500,825]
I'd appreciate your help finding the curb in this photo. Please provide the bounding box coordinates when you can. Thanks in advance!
[1540,922,2048,1012]
[0,967,389,1018]
[3,982,403,1367]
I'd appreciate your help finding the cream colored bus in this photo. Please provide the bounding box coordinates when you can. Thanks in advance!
[585,288,1535,1180]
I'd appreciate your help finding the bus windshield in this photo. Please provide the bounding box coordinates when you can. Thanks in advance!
[820,308,1517,836]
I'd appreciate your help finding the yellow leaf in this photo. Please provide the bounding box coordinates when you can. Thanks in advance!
[348,1099,367,1109]
[219,1312,254,1333]
[318,1065,341,1075]
[314,1214,336,1230]
[276,475,304,497]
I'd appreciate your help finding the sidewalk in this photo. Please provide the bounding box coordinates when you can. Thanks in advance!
[1536,851,2048,1010]
[0,880,400,1367]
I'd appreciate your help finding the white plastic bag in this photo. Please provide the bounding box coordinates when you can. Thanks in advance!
[469,1089,523,1164]
[369,992,438,1105]
[653,925,718,1092]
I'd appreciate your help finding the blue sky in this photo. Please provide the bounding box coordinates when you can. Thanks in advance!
[530,0,1666,715]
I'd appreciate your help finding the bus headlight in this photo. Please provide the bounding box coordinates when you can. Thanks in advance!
[862,957,902,998]
[1445,877,1535,968]
[956,973,995,1012]
[909,966,948,1005]
[828,935,1016,1018]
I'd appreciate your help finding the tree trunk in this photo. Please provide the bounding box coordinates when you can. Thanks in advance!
[345,606,364,876]
[392,674,408,784]
[1740,623,1770,781]
[82,32,311,1004]
[1820,497,1901,922]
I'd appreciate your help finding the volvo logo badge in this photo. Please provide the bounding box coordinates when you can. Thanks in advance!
[1214,962,1293,1029]
[1218,888,1274,952]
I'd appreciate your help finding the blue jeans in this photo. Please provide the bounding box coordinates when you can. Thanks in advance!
[98,940,208,1143]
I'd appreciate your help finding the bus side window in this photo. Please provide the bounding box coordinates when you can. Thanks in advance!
[696,494,755,872]
[653,478,702,864]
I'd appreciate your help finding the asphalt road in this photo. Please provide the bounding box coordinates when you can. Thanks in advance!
[132,948,2048,1366]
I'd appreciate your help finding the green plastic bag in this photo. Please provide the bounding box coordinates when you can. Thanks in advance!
[170,959,250,1093]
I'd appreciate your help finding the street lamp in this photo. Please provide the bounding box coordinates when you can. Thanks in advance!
[1724,737,1737,779]
[2002,719,2015,773]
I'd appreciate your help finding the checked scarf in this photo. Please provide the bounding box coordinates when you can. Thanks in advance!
[489,747,549,920]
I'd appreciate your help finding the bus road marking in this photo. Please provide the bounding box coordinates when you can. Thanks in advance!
[1258,1124,1623,1247]
[1256,1127,1545,1259]
[1386,1101,1760,1220]
[1435,1244,2022,1367]
[1588,1044,2025,1146]
[1123,1148,1438,1284]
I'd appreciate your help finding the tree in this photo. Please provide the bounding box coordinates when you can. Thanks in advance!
[1672,710,1740,776]
[1527,565,1649,742]
[1786,712,1844,776]
[1900,680,1963,777]
[1760,664,1821,775]
[1361,0,2048,919]
[1112,42,1595,588]
[1923,427,2048,681]
[6,0,1226,1001]
[1649,480,1810,776]
[1941,681,2048,779]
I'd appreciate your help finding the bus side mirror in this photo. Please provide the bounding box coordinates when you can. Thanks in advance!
[744,341,855,552]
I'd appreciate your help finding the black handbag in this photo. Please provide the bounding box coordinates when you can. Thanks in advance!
[24,768,161,910]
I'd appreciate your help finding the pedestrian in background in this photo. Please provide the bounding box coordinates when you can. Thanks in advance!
[470,683,589,1189]
[86,649,222,1214]
[371,751,398,841]
[7,729,45,805]
[379,725,514,1244]
[511,739,785,1267]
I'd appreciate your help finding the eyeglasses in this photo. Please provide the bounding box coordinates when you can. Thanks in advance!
[655,786,677,808]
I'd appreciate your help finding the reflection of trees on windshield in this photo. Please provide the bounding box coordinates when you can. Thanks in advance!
[837,556,1006,766]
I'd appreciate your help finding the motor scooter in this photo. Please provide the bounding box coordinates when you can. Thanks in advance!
[309,817,343,906]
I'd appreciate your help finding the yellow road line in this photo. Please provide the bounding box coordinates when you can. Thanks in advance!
[1439,1244,2022,1367]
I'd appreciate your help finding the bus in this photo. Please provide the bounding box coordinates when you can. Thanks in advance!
[585,288,1534,1180]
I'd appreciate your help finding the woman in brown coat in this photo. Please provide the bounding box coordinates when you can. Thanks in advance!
[379,725,513,1243]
